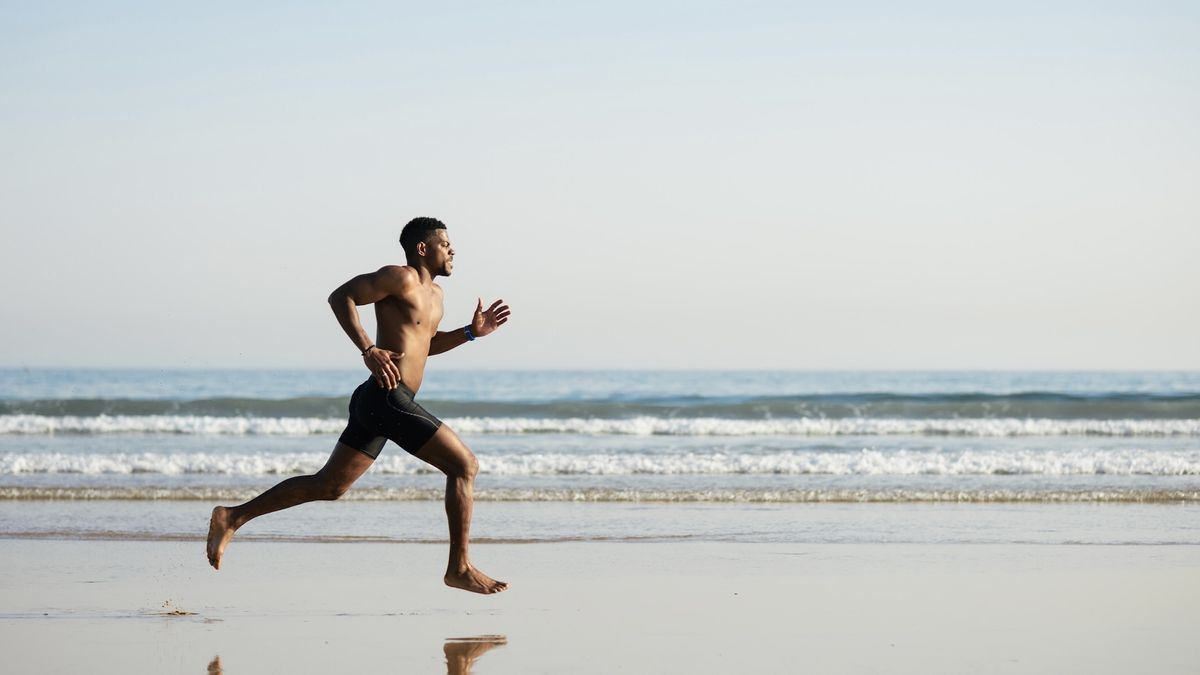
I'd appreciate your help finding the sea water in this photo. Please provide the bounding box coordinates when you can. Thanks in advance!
[1,368,1198,544]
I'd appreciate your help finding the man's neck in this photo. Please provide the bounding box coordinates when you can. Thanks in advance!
[407,261,437,286]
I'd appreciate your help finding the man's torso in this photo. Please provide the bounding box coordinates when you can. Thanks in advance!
[374,269,444,393]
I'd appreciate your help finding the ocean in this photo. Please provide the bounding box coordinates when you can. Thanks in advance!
[2,368,1198,546]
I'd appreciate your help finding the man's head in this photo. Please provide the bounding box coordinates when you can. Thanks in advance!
[399,217,454,275]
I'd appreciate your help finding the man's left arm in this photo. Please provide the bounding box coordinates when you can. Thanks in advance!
[430,298,511,356]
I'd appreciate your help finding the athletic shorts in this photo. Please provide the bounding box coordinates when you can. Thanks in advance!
[337,378,443,459]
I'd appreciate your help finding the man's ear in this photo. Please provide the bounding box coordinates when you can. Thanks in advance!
[415,241,426,257]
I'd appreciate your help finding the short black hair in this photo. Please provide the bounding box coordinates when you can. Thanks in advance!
[399,217,447,256]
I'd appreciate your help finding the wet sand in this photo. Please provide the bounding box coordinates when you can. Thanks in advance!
[0,539,1197,674]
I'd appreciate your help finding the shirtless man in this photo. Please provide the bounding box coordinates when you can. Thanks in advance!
[206,217,510,594]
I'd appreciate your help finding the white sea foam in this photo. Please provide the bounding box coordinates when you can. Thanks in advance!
[0,415,344,435]
[1,485,1197,503]
[448,416,1200,437]
[2,414,1199,437]
[3,448,1199,476]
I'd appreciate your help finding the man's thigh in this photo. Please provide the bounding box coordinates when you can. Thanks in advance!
[413,425,476,476]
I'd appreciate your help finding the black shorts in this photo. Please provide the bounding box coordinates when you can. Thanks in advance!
[337,378,443,459]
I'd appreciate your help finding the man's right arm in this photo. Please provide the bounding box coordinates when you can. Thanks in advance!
[327,266,410,389]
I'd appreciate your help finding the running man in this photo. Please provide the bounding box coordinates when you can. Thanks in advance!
[206,217,511,594]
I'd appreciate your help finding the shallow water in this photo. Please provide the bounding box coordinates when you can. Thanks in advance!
[3,500,1197,545]
[2,370,1198,540]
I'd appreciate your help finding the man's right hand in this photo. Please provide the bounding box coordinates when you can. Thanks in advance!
[364,347,404,389]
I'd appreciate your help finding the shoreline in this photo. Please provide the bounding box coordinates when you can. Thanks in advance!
[3,500,1198,546]
[3,531,1200,546]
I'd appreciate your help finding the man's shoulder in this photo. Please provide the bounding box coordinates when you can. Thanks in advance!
[375,264,419,281]
[367,265,420,295]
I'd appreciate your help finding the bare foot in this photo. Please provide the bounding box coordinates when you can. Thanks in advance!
[444,564,509,594]
[206,506,236,570]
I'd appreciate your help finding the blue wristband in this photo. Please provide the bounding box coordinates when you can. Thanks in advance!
[464,327,476,342]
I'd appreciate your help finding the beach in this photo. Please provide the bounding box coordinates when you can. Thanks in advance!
[6,0,1198,668]
[1,538,1197,674]
[2,368,1198,672]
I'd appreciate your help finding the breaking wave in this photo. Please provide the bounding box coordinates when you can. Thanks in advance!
[2,414,1198,436]
[4,391,1200,420]
[4,448,1199,476]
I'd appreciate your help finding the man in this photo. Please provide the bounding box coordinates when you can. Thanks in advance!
[206,217,511,594]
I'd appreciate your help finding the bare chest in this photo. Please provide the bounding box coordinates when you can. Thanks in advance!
[376,287,444,334]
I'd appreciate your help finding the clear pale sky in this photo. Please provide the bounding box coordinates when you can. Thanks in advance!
[2,2,1197,369]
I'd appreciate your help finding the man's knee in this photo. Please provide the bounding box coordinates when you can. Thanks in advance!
[449,452,478,480]
[315,475,352,500]
[416,427,478,479]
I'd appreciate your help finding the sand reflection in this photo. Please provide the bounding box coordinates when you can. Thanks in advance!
[202,636,505,675]
[444,635,507,675]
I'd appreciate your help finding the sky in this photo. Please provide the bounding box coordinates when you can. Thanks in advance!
[1,1,1197,370]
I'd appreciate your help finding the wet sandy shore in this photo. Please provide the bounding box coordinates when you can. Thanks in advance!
[1,539,1196,674]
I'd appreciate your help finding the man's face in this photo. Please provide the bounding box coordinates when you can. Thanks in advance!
[425,229,454,276]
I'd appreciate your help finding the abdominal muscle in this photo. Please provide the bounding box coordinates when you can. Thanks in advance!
[391,342,431,393]
[375,310,437,394]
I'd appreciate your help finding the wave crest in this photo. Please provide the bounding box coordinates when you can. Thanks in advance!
[2,414,1199,437]
[3,449,1199,476]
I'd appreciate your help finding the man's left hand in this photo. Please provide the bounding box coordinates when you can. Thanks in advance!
[471,298,511,338]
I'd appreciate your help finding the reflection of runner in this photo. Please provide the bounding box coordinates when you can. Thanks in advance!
[206,217,511,594]
[445,636,508,675]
